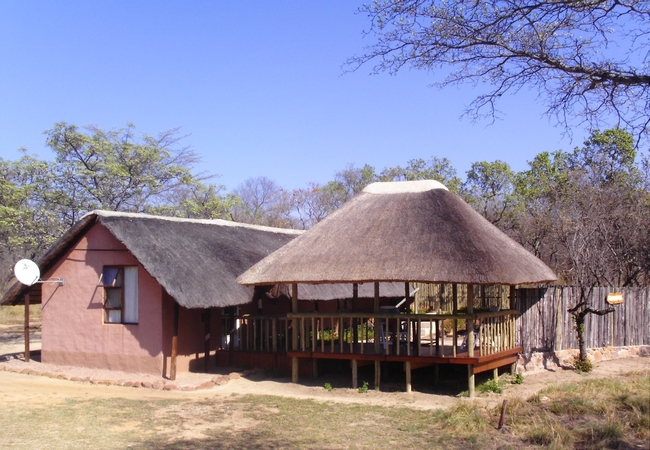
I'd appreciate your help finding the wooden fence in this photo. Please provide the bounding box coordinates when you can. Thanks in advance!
[516,286,650,353]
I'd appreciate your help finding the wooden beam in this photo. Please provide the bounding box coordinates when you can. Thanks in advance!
[452,284,458,357]
[24,294,30,363]
[374,360,381,391]
[468,364,475,398]
[352,359,358,389]
[405,361,412,393]
[170,301,179,381]
[203,309,211,373]
[467,284,475,357]
[291,283,299,383]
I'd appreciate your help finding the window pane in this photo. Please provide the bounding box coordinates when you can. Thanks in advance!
[123,266,138,323]
[106,309,121,323]
[105,288,122,308]
[103,267,122,287]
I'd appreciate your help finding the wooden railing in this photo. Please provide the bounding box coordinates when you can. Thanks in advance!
[223,311,518,358]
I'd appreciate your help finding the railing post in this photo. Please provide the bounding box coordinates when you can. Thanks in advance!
[467,284,475,357]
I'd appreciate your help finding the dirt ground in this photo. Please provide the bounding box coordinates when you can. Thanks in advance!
[1,323,648,411]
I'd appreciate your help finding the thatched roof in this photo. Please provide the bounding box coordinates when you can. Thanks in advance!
[1,211,302,308]
[238,180,557,286]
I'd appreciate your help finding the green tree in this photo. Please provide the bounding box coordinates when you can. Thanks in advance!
[44,122,202,224]
[515,129,649,368]
[461,160,518,229]
[348,1,650,141]
[379,157,461,192]
[0,156,64,292]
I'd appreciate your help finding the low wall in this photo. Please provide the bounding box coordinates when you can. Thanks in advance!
[517,345,650,374]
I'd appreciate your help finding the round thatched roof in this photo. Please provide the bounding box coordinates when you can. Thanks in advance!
[237,180,557,286]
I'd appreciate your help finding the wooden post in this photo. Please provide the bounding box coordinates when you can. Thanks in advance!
[170,301,179,381]
[467,284,475,357]
[374,360,381,391]
[24,293,30,363]
[405,282,410,312]
[493,367,499,382]
[405,361,412,393]
[498,399,508,430]
[374,282,381,391]
[468,364,475,398]
[291,283,299,383]
[352,283,359,346]
[452,284,458,357]
[203,309,211,373]
[352,359,358,389]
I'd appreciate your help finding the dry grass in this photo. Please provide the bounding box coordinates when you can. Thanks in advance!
[0,371,647,449]
[0,305,42,325]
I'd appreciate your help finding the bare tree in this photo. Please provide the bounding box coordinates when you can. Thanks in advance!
[348,1,650,141]
[231,176,295,228]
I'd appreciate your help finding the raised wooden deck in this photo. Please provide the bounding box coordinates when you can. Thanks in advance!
[222,311,521,396]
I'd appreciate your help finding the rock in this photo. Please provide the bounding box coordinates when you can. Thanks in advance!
[152,380,164,390]
[163,384,178,391]
[229,372,241,379]
[198,381,215,390]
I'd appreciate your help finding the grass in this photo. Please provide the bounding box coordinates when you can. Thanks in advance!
[0,305,42,325]
[0,371,647,449]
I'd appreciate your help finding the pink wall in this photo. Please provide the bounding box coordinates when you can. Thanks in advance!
[41,223,165,374]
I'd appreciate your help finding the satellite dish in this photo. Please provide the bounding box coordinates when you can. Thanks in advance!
[14,259,41,286]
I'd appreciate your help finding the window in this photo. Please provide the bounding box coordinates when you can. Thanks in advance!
[102,266,138,324]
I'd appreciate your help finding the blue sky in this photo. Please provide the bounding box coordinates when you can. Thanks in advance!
[1,1,588,192]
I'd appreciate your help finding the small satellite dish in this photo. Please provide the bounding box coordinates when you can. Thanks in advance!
[14,259,41,286]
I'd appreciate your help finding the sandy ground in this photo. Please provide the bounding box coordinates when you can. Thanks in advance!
[1,323,648,411]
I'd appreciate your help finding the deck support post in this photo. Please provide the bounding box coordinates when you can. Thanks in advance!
[405,361,412,393]
[291,283,299,383]
[352,359,358,389]
[493,367,499,382]
[468,364,475,398]
[24,293,30,363]
[374,360,381,391]
[170,301,179,381]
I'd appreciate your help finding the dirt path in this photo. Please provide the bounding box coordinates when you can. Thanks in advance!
[0,323,648,410]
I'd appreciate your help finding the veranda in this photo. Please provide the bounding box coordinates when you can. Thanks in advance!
[221,283,522,397]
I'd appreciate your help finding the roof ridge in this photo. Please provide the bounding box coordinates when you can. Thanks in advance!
[85,210,304,235]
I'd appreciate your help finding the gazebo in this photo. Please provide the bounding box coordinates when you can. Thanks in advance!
[238,180,556,396]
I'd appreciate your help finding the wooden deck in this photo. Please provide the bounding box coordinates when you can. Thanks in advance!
[222,311,521,396]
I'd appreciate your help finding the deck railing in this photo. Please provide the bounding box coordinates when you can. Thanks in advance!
[223,310,518,358]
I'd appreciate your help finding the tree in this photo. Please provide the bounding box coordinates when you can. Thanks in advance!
[231,176,295,228]
[514,128,649,368]
[461,160,519,229]
[379,157,461,191]
[0,156,65,292]
[45,122,203,224]
[146,182,238,220]
[348,1,650,141]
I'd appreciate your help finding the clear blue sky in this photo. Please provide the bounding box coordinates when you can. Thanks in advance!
[1,1,588,192]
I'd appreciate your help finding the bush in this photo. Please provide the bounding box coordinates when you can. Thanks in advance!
[573,356,593,373]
